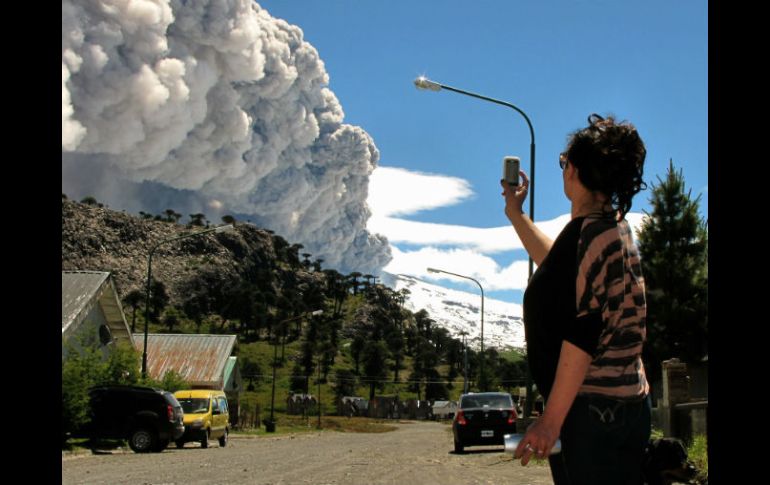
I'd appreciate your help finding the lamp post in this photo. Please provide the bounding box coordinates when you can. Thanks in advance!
[426,267,486,391]
[415,77,536,412]
[141,224,234,380]
[458,330,469,394]
[266,309,323,432]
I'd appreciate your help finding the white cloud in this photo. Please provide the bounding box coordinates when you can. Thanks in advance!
[368,213,573,253]
[368,166,651,294]
[383,246,531,291]
[367,166,474,217]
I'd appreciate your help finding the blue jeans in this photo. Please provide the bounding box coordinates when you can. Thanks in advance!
[548,394,651,485]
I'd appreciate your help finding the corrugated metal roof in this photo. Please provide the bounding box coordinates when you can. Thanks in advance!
[62,271,110,333]
[62,271,132,347]
[133,334,236,388]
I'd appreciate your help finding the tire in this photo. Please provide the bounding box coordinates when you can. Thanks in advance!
[200,430,209,449]
[129,428,156,453]
[454,438,464,453]
[175,440,185,449]
[218,428,228,447]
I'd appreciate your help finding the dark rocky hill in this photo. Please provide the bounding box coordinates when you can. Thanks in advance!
[61,197,324,306]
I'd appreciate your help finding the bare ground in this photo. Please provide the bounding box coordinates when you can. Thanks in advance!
[62,420,555,485]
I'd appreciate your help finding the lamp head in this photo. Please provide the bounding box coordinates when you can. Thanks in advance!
[414,76,442,92]
[310,310,323,316]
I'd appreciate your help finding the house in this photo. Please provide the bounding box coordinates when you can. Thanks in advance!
[62,271,134,359]
[404,399,431,420]
[337,396,368,417]
[132,333,237,389]
[224,356,244,426]
[431,400,458,420]
[286,393,317,415]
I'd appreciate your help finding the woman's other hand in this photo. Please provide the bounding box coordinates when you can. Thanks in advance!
[513,418,560,466]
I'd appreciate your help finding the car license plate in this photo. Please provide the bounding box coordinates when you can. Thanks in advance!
[481,430,493,438]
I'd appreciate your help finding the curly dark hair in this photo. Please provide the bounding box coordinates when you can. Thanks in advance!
[565,113,647,220]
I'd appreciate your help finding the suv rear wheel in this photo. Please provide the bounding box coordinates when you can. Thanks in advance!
[218,428,228,447]
[129,428,156,453]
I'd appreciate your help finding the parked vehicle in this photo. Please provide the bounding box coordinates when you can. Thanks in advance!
[173,389,230,448]
[84,385,185,453]
[452,392,517,453]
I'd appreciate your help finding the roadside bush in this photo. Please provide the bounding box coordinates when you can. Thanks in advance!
[141,369,190,393]
[687,434,708,483]
[62,339,141,443]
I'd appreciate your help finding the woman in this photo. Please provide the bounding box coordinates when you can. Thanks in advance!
[504,114,651,485]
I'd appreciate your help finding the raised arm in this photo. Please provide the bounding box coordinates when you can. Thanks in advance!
[500,172,553,265]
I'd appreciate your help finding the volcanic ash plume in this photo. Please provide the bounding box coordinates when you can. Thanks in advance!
[61,0,391,274]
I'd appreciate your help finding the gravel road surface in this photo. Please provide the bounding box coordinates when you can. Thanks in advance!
[62,420,555,485]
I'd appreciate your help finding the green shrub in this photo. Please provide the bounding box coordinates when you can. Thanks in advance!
[141,369,190,393]
[62,340,140,442]
[687,434,708,482]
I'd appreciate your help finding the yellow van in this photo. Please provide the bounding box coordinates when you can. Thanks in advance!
[173,389,230,448]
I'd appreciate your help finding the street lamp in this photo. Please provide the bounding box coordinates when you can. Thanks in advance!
[414,76,536,278]
[267,309,323,433]
[416,77,537,412]
[458,330,470,394]
[141,224,235,379]
[426,267,486,391]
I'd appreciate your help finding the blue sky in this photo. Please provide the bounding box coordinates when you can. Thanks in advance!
[259,0,708,304]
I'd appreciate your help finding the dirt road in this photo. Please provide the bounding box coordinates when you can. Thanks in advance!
[62,421,555,484]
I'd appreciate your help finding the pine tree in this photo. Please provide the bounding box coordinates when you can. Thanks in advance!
[637,160,708,382]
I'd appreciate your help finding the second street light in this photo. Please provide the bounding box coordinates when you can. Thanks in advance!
[416,77,537,414]
[426,267,486,391]
[266,309,323,433]
[142,224,235,380]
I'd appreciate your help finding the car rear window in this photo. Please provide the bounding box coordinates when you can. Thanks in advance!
[162,392,182,407]
[177,397,210,414]
[461,394,513,408]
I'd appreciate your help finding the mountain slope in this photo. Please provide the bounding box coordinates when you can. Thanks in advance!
[384,273,526,351]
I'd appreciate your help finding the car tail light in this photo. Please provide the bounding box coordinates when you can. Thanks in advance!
[507,411,516,425]
[456,410,467,426]
[167,404,174,421]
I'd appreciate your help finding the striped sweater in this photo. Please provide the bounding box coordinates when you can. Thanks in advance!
[574,216,649,399]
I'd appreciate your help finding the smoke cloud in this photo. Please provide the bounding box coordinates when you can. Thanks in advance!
[62,0,391,274]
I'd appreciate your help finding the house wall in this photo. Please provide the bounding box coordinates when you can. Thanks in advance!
[62,306,114,361]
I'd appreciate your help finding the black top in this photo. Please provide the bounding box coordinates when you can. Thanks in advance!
[523,216,604,400]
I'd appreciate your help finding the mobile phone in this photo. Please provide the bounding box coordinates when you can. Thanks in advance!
[502,156,520,186]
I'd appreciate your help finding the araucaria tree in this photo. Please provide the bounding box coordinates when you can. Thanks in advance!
[636,160,708,382]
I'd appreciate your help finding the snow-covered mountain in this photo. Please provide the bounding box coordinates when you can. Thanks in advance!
[383,273,526,352]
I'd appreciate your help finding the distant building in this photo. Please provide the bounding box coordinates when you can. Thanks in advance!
[286,393,317,415]
[431,400,458,420]
[224,356,244,426]
[62,271,134,360]
[338,396,368,417]
[132,333,237,390]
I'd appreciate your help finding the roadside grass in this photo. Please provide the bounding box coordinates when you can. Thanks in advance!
[62,437,127,453]
[687,434,708,483]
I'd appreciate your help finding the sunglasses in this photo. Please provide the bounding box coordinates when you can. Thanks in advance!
[559,152,568,170]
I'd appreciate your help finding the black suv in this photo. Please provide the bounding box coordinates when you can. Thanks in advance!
[85,385,185,453]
